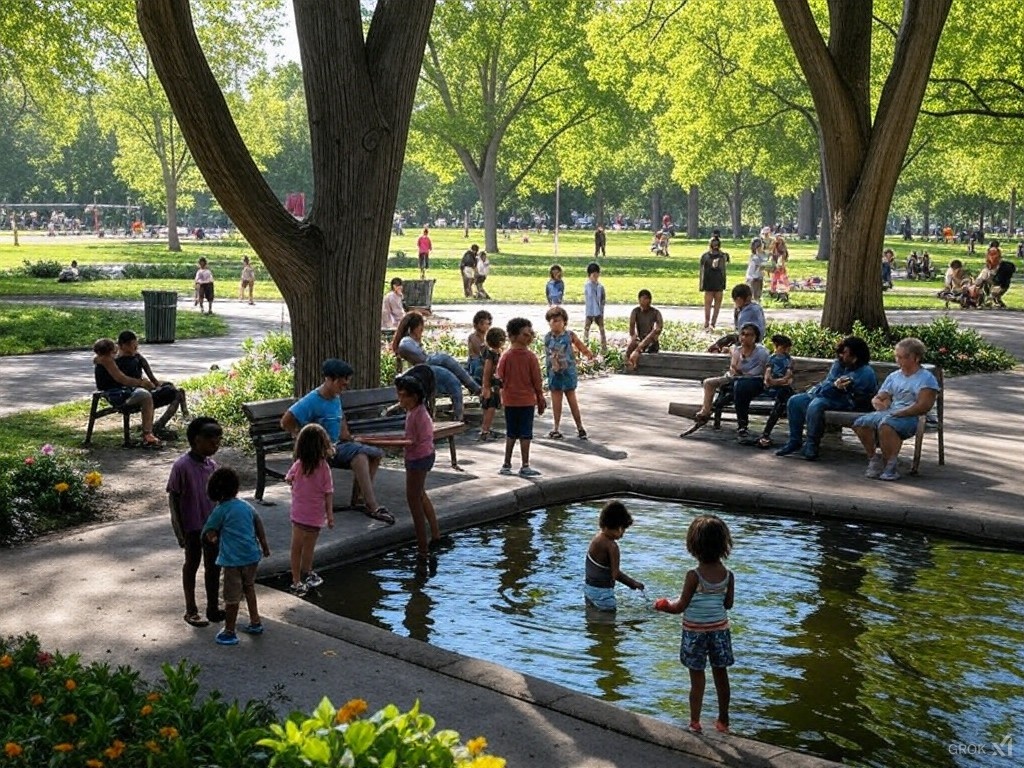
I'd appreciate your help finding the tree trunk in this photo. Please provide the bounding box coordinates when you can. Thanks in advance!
[762,192,777,235]
[923,195,931,240]
[798,188,814,239]
[730,172,742,238]
[480,160,498,253]
[650,190,661,233]
[687,185,699,238]
[594,190,605,230]
[138,0,434,392]
[164,165,181,253]
[1010,187,1017,236]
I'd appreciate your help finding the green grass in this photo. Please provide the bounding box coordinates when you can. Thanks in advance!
[0,303,228,355]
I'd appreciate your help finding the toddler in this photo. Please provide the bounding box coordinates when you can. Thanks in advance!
[654,514,735,735]
[546,264,565,306]
[583,262,607,353]
[756,334,794,448]
[496,317,546,476]
[479,326,507,441]
[543,306,594,440]
[202,467,270,646]
[466,310,492,383]
[395,375,440,556]
[584,500,644,612]
[285,423,335,595]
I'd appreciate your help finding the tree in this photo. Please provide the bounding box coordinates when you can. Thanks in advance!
[138,0,434,392]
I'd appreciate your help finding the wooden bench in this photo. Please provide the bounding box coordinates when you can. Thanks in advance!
[84,391,143,447]
[633,352,944,474]
[242,387,467,504]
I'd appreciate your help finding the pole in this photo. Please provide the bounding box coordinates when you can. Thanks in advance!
[554,177,560,256]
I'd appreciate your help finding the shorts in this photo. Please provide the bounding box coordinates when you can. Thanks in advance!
[503,405,535,439]
[680,628,734,670]
[291,521,321,534]
[222,563,258,605]
[584,584,616,611]
[198,283,214,302]
[418,251,430,269]
[547,369,578,392]
[115,387,151,408]
[240,279,254,288]
[151,383,179,407]
[585,314,604,324]
[330,441,385,469]
[853,410,920,440]
[481,390,502,410]
[405,452,435,472]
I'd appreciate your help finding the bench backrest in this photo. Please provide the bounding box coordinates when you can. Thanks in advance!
[242,387,400,440]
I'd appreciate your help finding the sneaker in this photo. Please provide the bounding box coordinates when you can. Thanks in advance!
[289,581,308,596]
[879,460,901,481]
[865,453,885,478]
[775,441,802,457]
[735,428,749,440]
[487,430,505,438]
[215,630,238,646]
[802,442,819,461]
[518,466,542,477]
[304,571,324,589]
[241,623,264,635]
[577,428,588,440]
[499,465,513,476]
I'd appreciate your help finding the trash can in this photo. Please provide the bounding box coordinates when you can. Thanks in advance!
[402,279,435,311]
[141,290,178,343]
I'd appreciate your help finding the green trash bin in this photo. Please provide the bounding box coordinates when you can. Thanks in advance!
[141,290,178,343]
[402,279,435,311]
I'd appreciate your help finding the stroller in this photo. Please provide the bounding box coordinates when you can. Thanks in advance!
[650,231,670,257]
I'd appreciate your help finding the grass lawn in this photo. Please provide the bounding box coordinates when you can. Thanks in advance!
[1,230,1015,309]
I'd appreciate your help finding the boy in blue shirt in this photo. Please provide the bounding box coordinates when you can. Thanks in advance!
[583,262,607,353]
[756,334,794,448]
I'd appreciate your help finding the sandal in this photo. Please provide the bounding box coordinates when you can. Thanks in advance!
[142,432,162,448]
[679,413,710,438]
[184,613,209,628]
[365,506,396,525]
[547,430,563,439]
[756,436,773,449]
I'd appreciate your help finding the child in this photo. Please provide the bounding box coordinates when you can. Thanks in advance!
[92,337,161,446]
[583,262,607,352]
[284,423,335,595]
[195,257,215,314]
[202,467,270,645]
[654,514,735,734]
[239,255,255,304]
[544,306,595,440]
[466,310,492,383]
[756,334,795,449]
[167,417,225,626]
[744,238,767,301]
[769,236,789,298]
[395,375,441,557]
[496,317,546,476]
[584,500,645,611]
[546,264,565,306]
[478,326,507,441]
[475,250,491,299]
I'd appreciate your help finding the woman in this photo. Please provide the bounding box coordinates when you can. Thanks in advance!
[92,337,161,446]
[699,236,729,331]
[392,312,482,396]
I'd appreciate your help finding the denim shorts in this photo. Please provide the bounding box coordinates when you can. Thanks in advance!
[584,584,616,611]
[680,628,734,670]
[853,410,920,440]
[405,452,435,472]
[503,405,535,439]
[330,441,384,469]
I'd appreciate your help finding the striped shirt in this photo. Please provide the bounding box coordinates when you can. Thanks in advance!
[682,569,731,633]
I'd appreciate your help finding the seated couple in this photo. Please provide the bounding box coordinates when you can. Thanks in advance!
[92,330,189,446]
[392,312,482,421]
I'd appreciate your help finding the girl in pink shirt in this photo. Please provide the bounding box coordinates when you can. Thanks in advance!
[396,375,439,557]
[284,423,335,595]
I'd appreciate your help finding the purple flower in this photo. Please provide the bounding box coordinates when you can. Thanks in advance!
[41,444,55,456]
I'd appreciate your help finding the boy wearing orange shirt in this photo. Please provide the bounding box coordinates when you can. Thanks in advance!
[496,317,546,477]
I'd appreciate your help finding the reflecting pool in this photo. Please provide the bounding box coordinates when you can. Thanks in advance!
[305,499,1024,767]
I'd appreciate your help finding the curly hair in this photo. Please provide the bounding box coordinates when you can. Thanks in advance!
[686,515,732,563]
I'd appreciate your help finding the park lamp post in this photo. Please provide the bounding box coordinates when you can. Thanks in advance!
[93,189,101,234]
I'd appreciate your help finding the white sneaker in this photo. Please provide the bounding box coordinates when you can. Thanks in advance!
[304,571,324,589]
[879,460,901,481]
[865,453,885,478]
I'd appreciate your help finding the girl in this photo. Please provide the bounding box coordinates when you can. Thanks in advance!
[654,514,735,734]
[770,234,790,298]
[392,312,482,394]
[285,423,335,595]
[239,255,256,304]
[584,500,644,612]
[395,375,440,556]
[478,326,507,440]
[699,237,729,331]
[744,238,767,301]
[466,310,492,383]
[543,306,595,440]
[194,257,214,314]
[546,264,565,305]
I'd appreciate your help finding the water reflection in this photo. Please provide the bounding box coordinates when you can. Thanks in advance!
[304,500,1024,768]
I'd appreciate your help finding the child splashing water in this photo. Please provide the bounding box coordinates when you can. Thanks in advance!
[584,500,645,611]
[285,423,335,596]
[654,514,735,735]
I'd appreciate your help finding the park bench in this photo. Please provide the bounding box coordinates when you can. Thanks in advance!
[84,392,143,447]
[632,351,944,475]
[242,387,467,504]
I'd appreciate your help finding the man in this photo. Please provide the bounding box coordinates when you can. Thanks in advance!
[625,289,663,370]
[115,329,189,439]
[775,336,877,461]
[594,225,606,258]
[460,245,479,297]
[280,359,393,524]
[707,283,765,353]
[381,277,405,329]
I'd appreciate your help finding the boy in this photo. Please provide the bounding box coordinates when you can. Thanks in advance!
[496,318,546,476]
[626,289,663,370]
[202,467,270,645]
[479,326,507,441]
[583,262,607,353]
[756,334,795,448]
[115,329,189,439]
[195,257,214,314]
[167,417,225,626]
[585,500,644,612]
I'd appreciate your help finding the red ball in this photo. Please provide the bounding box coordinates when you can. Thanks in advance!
[654,598,670,611]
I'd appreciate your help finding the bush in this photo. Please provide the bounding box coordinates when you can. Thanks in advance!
[0,445,106,545]
[20,260,63,278]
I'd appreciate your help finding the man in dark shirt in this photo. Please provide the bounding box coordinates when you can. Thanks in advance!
[626,289,663,370]
[115,329,189,438]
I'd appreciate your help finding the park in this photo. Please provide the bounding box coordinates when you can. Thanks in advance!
[2,2,1024,767]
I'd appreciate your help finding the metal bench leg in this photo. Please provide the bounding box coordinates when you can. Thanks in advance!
[121,410,132,447]
[254,451,268,502]
[910,417,925,475]
[448,435,462,471]
[84,394,101,446]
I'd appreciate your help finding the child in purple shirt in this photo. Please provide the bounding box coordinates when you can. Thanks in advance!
[167,417,224,626]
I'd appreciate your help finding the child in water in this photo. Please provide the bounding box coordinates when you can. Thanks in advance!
[654,514,735,734]
[584,500,644,611]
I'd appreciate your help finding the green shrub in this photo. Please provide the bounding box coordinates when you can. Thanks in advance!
[0,445,107,545]
[20,259,63,278]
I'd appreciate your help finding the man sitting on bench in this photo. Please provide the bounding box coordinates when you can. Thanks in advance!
[280,358,394,525]
[115,329,189,440]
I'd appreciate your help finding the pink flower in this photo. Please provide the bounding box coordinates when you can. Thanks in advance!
[24,457,35,466]
[271,362,282,373]
[41,444,55,456]
[938,347,948,354]
[228,370,239,379]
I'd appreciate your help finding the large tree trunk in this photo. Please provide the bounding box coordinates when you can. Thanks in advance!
[687,185,699,238]
[138,0,434,392]
[729,172,742,238]
[798,187,814,239]
[923,195,931,241]
[775,0,952,332]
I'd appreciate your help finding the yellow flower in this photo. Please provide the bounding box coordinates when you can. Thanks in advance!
[103,740,125,759]
[140,704,153,716]
[30,693,44,706]
[0,654,12,669]
[335,698,369,724]
[64,679,77,691]
[84,471,103,489]
[86,760,105,768]
[159,727,178,740]
[4,742,24,758]
[145,740,161,754]
[467,736,488,756]
[54,482,70,493]
[146,692,161,702]
[60,713,78,725]
[54,742,75,753]
[466,757,505,768]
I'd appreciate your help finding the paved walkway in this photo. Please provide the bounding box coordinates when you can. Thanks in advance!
[2,297,1023,767]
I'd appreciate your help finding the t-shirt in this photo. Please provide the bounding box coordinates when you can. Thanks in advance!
[381,291,405,328]
[768,353,792,380]
[241,264,255,281]
[404,403,434,461]
[735,301,766,339]
[700,250,729,292]
[195,268,213,284]
[397,335,428,365]
[878,367,940,411]
[288,388,343,443]
[732,344,770,377]
[166,452,217,534]
[476,257,490,276]
[417,234,432,254]
[546,278,565,304]
[202,498,262,567]
[630,306,663,341]
[285,458,333,527]
[496,347,544,407]
[746,253,767,281]
[584,280,605,317]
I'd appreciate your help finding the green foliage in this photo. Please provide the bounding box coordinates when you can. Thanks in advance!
[0,445,106,545]
[20,259,63,278]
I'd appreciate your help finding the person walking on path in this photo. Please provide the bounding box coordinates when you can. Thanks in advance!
[460,245,479,298]
[699,237,729,331]
[416,227,432,278]
[195,257,215,314]
[239,256,256,304]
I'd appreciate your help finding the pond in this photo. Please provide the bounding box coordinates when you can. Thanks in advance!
[299,498,1024,767]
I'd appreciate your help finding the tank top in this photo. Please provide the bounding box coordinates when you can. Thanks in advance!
[585,553,614,588]
[94,363,120,392]
[682,569,731,632]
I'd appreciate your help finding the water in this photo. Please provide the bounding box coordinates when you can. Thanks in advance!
[301,499,1024,767]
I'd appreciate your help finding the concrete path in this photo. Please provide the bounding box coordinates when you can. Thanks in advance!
[2,297,1022,767]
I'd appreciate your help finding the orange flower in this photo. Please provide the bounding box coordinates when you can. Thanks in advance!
[86,760,105,768]
[335,698,369,724]
[158,727,178,740]
[54,482,70,493]
[0,654,12,669]
[103,740,125,759]
[30,693,44,706]
[4,743,23,758]
[60,713,78,725]
[467,736,488,756]
[64,679,77,691]
[146,692,161,702]
[84,471,103,489]
[54,742,75,753]
[140,704,153,716]
[145,740,161,754]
